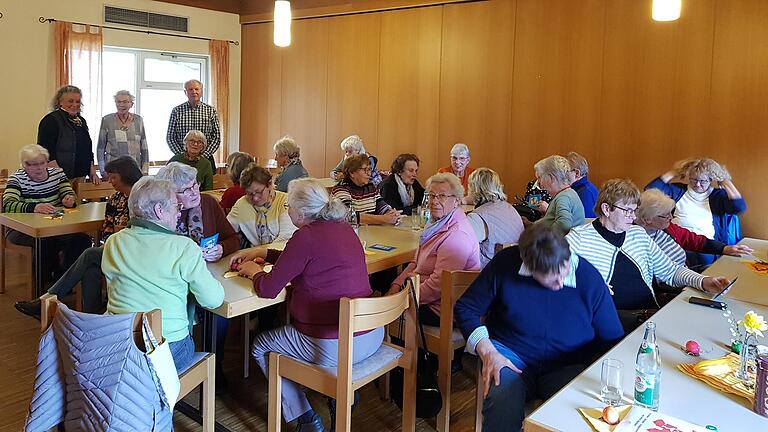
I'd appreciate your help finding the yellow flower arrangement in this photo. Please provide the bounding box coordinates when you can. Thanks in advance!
[739,310,768,337]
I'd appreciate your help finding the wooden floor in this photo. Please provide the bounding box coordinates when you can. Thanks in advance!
[0,253,482,432]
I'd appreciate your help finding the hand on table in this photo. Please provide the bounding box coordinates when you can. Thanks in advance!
[476,338,522,399]
[34,203,57,214]
[228,247,267,268]
[89,166,101,185]
[237,260,264,280]
[383,209,403,225]
[61,194,76,208]
[201,244,223,262]
[723,244,753,257]
[702,276,730,294]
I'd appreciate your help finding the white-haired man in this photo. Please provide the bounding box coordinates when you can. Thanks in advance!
[166,79,221,169]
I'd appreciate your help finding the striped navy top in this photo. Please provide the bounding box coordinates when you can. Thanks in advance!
[2,168,75,213]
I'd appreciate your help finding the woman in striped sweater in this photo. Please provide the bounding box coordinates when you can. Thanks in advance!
[565,179,731,331]
[331,154,402,225]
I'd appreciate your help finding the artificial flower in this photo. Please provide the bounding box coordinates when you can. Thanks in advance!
[739,310,768,337]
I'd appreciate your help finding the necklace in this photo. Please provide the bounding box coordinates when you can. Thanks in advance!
[116,112,131,131]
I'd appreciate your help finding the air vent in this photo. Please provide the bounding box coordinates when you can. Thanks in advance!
[104,6,188,33]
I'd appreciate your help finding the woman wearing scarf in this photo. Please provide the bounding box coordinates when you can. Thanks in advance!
[389,173,481,326]
[168,130,214,191]
[273,135,308,193]
[227,164,297,248]
[379,153,425,216]
[646,158,746,266]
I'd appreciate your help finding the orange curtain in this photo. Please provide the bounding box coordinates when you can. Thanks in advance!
[209,40,230,164]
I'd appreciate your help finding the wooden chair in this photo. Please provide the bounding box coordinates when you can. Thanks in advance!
[73,179,115,202]
[267,278,419,432]
[1,238,33,297]
[212,173,233,190]
[40,294,217,431]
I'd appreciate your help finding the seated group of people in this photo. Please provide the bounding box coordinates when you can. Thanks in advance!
[6,130,749,431]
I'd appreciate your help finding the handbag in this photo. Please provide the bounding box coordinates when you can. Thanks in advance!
[389,278,443,418]
[142,315,181,409]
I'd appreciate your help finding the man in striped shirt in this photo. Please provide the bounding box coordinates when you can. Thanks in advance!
[166,79,221,168]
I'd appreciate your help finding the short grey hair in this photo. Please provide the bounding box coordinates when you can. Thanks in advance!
[183,130,207,147]
[340,135,366,154]
[426,172,464,198]
[19,144,50,163]
[534,155,571,186]
[128,177,176,222]
[274,135,301,158]
[450,143,470,158]
[566,151,589,176]
[636,189,676,225]
[468,168,507,204]
[184,79,203,89]
[113,90,135,102]
[50,85,82,112]
[155,162,198,189]
[288,178,347,222]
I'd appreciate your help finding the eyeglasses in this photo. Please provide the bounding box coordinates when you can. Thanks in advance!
[655,213,674,220]
[610,203,637,216]
[450,156,468,161]
[23,160,48,168]
[186,139,205,145]
[690,178,711,186]
[246,185,270,197]
[357,167,372,174]
[427,193,457,201]
[178,182,199,196]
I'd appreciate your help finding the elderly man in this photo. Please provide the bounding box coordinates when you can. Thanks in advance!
[166,79,221,169]
[455,224,623,432]
[566,151,599,218]
[438,143,475,196]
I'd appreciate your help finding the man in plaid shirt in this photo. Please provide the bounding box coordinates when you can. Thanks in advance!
[166,79,221,165]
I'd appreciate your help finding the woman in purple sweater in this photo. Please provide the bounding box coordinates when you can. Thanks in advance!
[232,178,381,432]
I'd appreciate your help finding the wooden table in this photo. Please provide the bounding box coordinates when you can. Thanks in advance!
[524,239,768,431]
[201,188,225,203]
[707,237,768,307]
[0,202,106,298]
[318,177,338,191]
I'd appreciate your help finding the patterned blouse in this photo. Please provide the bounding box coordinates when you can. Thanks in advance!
[102,191,129,241]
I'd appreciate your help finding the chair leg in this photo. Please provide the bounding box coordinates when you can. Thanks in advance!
[402,365,417,432]
[336,387,353,432]
[378,373,391,400]
[243,315,250,379]
[436,347,453,432]
[268,353,282,432]
[0,225,6,294]
[474,357,483,432]
[202,354,216,432]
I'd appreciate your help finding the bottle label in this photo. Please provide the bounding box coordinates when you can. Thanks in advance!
[634,373,656,405]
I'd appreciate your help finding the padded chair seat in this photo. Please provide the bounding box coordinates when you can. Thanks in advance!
[178,351,209,375]
[309,343,403,382]
[423,325,465,346]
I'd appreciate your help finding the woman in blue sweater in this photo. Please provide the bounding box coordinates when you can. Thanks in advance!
[454,224,623,432]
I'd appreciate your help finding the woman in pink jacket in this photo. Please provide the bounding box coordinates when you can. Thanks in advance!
[390,172,481,326]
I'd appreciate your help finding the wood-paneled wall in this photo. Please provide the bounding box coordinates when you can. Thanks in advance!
[240,0,768,239]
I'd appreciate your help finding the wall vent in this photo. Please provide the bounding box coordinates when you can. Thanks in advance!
[104,6,188,33]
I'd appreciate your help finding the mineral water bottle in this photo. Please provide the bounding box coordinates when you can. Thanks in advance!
[420,194,430,226]
[346,203,359,229]
[634,321,661,411]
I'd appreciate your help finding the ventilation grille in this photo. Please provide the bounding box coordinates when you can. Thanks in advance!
[104,6,188,33]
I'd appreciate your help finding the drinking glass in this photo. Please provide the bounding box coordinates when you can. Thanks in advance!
[600,358,623,406]
[411,207,422,231]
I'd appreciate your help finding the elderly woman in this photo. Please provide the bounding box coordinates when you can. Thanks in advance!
[332,154,401,225]
[566,179,731,331]
[647,158,746,265]
[3,144,91,285]
[438,143,475,196]
[231,178,382,431]
[168,130,214,191]
[15,157,144,317]
[533,155,586,232]
[466,168,524,268]
[103,177,224,370]
[378,153,425,215]
[330,135,383,185]
[566,151,599,218]
[219,151,255,212]
[38,85,98,182]
[390,173,480,326]
[228,164,297,248]
[97,90,149,177]
[274,135,308,192]
[635,189,753,267]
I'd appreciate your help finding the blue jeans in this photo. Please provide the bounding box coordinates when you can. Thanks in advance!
[47,246,104,313]
[169,334,195,372]
[482,340,585,432]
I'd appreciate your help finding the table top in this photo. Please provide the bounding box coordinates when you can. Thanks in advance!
[525,239,768,431]
[706,237,768,307]
[207,223,420,318]
[0,202,106,238]
[201,188,226,203]
[318,177,338,190]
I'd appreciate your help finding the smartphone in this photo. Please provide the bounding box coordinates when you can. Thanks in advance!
[688,277,738,310]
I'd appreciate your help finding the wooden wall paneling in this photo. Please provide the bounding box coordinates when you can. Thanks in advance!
[280,19,330,178]
[709,0,768,239]
[438,0,516,190]
[325,14,382,174]
[510,0,605,195]
[597,0,714,185]
[377,6,443,180]
[239,23,283,163]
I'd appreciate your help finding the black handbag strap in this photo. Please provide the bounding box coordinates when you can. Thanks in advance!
[403,277,431,355]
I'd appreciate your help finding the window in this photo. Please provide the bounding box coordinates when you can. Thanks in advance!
[102,47,208,162]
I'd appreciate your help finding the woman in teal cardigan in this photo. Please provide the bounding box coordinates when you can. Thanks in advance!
[168,129,214,191]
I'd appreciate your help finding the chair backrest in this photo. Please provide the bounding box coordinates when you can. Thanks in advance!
[440,270,480,309]
[73,180,116,202]
[341,276,416,335]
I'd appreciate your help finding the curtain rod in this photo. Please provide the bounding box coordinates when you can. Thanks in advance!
[38,17,239,46]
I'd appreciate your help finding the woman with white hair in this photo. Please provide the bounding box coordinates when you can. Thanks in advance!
[274,135,308,192]
[330,134,383,185]
[438,143,475,194]
[635,189,752,267]
[97,90,149,176]
[390,173,480,326]
[102,176,224,370]
[533,155,585,233]
[231,178,381,432]
[168,129,214,191]
[466,168,524,267]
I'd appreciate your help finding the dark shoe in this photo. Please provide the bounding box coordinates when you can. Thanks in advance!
[326,392,360,432]
[15,299,42,319]
[451,356,463,374]
[292,410,325,432]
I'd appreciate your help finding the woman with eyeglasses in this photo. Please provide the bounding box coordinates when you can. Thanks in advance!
[532,155,586,233]
[168,129,214,191]
[331,154,402,225]
[438,143,475,195]
[646,158,746,266]
[635,189,752,267]
[566,179,731,332]
[389,173,480,326]
[227,164,297,248]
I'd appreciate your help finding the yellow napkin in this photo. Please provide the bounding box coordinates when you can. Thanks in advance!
[677,353,754,404]
[578,405,632,432]
[364,250,376,256]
